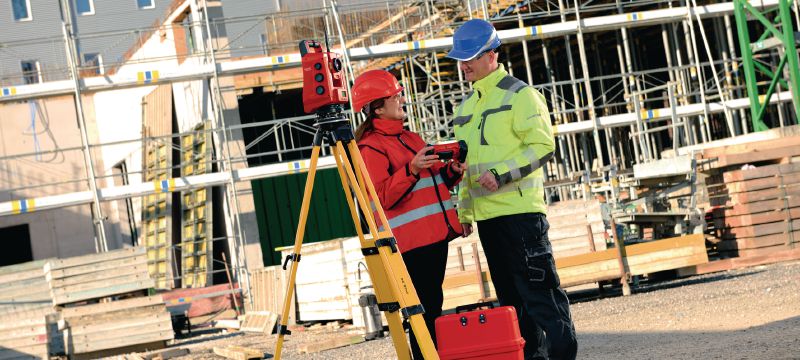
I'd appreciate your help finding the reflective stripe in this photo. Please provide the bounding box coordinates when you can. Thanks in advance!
[387,200,455,229]
[453,115,472,126]
[412,174,443,192]
[374,174,448,231]
[469,148,541,177]
[468,177,543,198]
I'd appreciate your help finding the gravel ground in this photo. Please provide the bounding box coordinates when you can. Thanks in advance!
[143,260,800,360]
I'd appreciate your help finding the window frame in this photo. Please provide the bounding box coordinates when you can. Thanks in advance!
[136,0,154,10]
[83,52,104,75]
[20,60,41,84]
[11,0,32,22]
[75,0,95,16]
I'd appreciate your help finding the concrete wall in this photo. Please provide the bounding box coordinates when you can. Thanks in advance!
[0,96,101,259]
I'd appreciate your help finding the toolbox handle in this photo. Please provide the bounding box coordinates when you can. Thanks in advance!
[455,301,495,313]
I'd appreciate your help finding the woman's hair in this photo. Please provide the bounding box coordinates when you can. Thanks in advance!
[354,97,386,141]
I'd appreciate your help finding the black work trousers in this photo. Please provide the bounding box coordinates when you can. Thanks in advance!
[477,213,578,360]
[401,240,449,360]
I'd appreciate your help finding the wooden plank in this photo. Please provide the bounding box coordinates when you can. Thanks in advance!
[46,247,144,271]
[722,162,800,182]
[679,247,800,275]
[701,133,800,159]
[549,222,605,241]
[0,346,47,360]
[714,197,800,217]
[442,270,490,289]
[68,329,173,354]
[725,174,795,194]
[140,347,190,360]
[68,311,171,336]
[48,263,149,288]
[52,279,154,305]
[71,340,166,360]
[297,335,365,354]
[59,295,164,318]
[213,346,264,360]
[718,231,800,250]
[722,244,799,258]
[720,185,800,206]
[50,267,150,291]
[70,328,172,354]
[718,208,800,228]
[0,267,46,285]
[0,332,48,348]
[726,219,800,238]
[240,311,278,333]
[63,305,165,328]
[711,145,800,168]
[46,255,148,279]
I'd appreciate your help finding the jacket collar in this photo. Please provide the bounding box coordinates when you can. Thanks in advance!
[371,118,404,136]
[473,64,507,98]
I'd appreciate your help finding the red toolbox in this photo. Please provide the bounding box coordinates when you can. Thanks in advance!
[435,302,525,360]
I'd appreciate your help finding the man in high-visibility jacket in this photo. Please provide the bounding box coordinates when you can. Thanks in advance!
[447,19,577,360]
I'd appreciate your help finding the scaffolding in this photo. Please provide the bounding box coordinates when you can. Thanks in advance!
[0,0,798,297]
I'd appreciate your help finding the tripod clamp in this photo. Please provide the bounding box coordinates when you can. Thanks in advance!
[282,253,301,270]
[361,237,398,255]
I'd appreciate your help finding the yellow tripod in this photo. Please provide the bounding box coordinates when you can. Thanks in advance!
[273,114,439,360]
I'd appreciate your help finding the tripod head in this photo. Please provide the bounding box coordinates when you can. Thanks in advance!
[300,40,351,131]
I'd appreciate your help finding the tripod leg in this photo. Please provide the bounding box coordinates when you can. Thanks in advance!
[274,145,322,360]
[338,141,440,360]
[330,143,412,360]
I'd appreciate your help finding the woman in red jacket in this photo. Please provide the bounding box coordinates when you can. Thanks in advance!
[353,70,465,359]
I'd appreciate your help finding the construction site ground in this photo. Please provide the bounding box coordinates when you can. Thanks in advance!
[140,260,800,360]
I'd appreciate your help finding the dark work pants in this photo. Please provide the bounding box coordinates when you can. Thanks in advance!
[401,240,449,360]
[477,213,578,360]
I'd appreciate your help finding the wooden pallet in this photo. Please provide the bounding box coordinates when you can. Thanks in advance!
[60,295,174,355]
[0,260,52,315]
[45,247,153,306]
[0,307,59,360]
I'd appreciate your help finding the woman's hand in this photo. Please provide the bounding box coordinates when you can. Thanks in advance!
[410,146,438,175]
[451,160,467,174]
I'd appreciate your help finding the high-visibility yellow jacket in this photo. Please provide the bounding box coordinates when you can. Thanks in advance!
[453,65,555,223]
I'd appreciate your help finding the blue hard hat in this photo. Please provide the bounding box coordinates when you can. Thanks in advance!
[447,19,501,61]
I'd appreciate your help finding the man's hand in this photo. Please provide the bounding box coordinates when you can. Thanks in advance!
[461,223,473,237]
[477,171,499,192]
[410,146,438,175]
[451,160,467,174]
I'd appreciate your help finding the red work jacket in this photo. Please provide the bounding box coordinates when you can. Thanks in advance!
[358,118,463,253]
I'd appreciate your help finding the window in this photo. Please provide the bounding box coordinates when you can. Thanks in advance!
[183,16,196,54]
[20,60,40,84]
[260,34,268,55]
[11,0,32,21]
[136,0,154,9]
[76,0,94,15]
[83,53,104,75]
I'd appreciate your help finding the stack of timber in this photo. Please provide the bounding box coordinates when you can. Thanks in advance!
[441,199,606,309]
[278,237,377,327]
[243,266,287,333]
[442,235,495,310]
[547,199,607,257]
[45,247,173,358]
[709,162,800,258]
[0,260,61,359]
[555,234,708,287]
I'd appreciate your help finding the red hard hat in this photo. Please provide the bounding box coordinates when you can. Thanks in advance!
[351,70,403,114]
